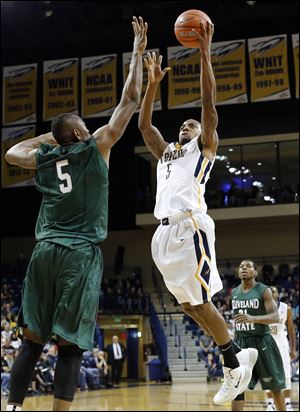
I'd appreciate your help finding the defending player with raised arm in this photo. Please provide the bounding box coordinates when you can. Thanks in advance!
[231,261,286,412]
[4,16,147,412]
[5,16,148,170]
[138,22,257,406]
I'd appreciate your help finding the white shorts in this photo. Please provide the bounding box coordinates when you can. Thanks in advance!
[273,334,291,390]
[151,210,223,305]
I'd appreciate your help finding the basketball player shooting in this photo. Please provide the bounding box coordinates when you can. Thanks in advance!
[138,21,258,405]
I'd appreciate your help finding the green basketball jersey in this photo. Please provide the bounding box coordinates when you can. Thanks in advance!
[35,136,108,249]
[232,282,271,337]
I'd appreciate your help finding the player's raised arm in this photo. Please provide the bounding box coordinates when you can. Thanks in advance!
[138,52,170,160]
[5,132,57,169]
[193,22,219,160]
[93,16,147,165]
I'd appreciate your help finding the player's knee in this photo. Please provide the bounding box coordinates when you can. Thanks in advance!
[54,345,84,402]
[194,301,213,317]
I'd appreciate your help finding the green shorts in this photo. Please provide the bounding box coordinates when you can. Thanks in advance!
[18,240,103,350]
[235,334,285,391]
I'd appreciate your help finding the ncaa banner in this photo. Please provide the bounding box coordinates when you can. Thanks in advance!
[248,35,290,102]
[122,49,162,112]
[3,63,37,125]
[43,58,78,121]
[81,54,117,118]
[292,34,299,99]
[2,125,36,188]
[211,40,248,105]
[167,46,200,109]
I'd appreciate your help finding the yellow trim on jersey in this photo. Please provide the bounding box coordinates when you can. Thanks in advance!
[191,216,211,300]
[197,157,209,182]
[198,186,201,208]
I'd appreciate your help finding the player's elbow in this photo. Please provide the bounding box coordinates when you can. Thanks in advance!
[5,149,17,165]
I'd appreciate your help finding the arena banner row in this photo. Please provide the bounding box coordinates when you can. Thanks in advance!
[1,125,36,188]
[292,34,299,99]
[2,63,37,126]
[248,34,290,102]
[167,39,248,109]
[122,49,162,112]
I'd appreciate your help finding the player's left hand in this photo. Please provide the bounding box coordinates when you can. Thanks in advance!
[132,16,148,54]
[234,313,255,323]
[192,21,214,53]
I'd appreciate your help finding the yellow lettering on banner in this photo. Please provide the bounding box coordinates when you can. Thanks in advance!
[43,59,78,121]
[168,46,200,109]
[248,35,290,102]
[3,64,37,125]
[81,55,117,118]
[211,40,247,105]
[1,126,36,187]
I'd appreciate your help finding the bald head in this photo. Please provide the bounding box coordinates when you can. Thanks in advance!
[51,113,90,146]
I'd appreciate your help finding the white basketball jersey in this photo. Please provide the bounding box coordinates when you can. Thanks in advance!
[269,301,288,337]
[154,138,215,219]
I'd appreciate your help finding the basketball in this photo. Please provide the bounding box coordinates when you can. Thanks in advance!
[174,9,212,48]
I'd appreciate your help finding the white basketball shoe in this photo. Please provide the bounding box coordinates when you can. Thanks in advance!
[213,348,258,405]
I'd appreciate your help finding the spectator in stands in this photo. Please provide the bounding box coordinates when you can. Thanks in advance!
[1,347,11,396]
[9,331,22,356]
[1,321,12,344]
[96,350,109,387]
[220,261,236,288]
[197,332,216,367]
[207,350,223,381]
[283,275,296,291]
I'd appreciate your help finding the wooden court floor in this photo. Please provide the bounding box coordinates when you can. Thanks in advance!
[1,382,299,411]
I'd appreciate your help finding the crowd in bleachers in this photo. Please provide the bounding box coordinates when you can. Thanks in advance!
[1,255,299,395]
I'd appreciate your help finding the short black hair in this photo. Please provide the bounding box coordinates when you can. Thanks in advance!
[51,113,78,145]
[240,260,258,271]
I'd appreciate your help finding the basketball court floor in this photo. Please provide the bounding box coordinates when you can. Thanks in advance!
[1,381,299,411]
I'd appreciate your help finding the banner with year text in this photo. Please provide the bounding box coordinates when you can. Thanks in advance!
[81,54,117,118]
[122,49,162,112]
[167,46,200,109]
[3,63,37,125]
[211,39,248,105]
[2,125,36,188]
[248,35,290,102]
[43,58,78,121]
[292,34,299,99]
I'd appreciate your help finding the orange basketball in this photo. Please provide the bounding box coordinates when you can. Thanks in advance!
[174,9,212,48]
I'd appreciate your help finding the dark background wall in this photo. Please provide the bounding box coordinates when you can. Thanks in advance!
[1,0,299,236]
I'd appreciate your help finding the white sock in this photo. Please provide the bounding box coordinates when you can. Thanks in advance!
[267,398,274,405]
[285,397,291,404]
[6,406,22,411]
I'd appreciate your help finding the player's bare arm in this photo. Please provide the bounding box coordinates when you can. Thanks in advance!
[138,52,170,160]
[193,22,219,161]
[287,306,297,359]
[5,132,57,170]
[93,16,147,165]
[235,288,280,325]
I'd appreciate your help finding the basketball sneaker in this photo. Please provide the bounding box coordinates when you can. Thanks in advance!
[236,348,258,394]
[286,402,294,411]
[265,402,276,411]
[213,348,258,405]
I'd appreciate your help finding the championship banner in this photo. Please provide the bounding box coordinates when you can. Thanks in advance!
[167,46,200,109]
[122,49,162,111]
[2,125,36,188]
[81,54,117,118]
[43,58,78,121]
[211,40,248,105]
[292,34,299,99]
[3,63,37,125]
[248,35,290,102]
